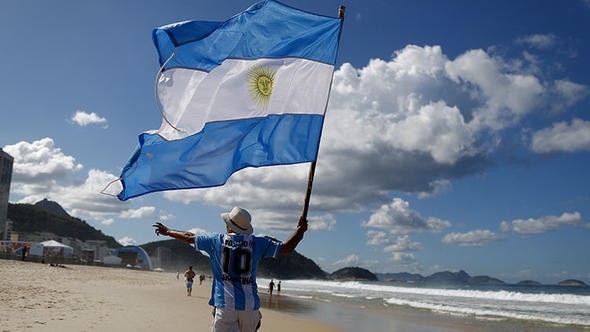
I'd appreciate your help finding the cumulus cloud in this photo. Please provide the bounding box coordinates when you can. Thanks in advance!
[118,236,137,246]
[187,227,208,236]
[553,80,589,109]
[156,43,587,232]
[332,254,359,267]
[120,206,157,219]
[383,235,423,252]
[516,34,557,50]
[3,138,83,185]
[445,49,544,131]
[500,212,588,234]
[531,119,590,153]
[308,214,336,231]
[1,138,161,224]
[362,198,451,234]
[329,254,379,272]
[390,252,417,264]
[366,230,389,245]
[70,110,108,128]
[99,218,115,226]
[442,229,508,247]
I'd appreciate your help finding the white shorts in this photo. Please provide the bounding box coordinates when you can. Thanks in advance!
[211,307,261,332]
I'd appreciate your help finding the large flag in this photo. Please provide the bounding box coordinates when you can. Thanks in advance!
[117,0,343,201]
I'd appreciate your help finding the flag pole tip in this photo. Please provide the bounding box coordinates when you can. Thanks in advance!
[338,5,346,18]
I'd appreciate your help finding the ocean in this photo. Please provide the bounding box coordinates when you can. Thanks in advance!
[257,278,590,330]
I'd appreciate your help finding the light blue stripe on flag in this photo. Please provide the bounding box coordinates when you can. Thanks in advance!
[119,114,324,200]
[153,0,342,71]
[117,0,342,201]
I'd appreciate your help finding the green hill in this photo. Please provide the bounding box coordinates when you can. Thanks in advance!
[259,251,327,279]
[8,202,120,248]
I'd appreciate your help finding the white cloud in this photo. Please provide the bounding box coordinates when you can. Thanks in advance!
[362,198,451,234]
[157,44,587,233]
[13,168,132,224]
[502,212,587,234]
[332,254,359,267]
[100,218,115,226]
[531,119,590,153]
[308,214,336,231]
[418,179,451,199]
[446,49,544,131]
[158,212,175,221]
[516,34,557,50]
[390,252,417,264]
[442,229,507,247]
[120,206,157,219]
[553,80,589,109]
[187,227,208,236]
[70,110,108,128]
[118,236,137,246]
[3,138,83,184]
[366,230,389,245]
[383,235,423,252]
[3,138,137,221]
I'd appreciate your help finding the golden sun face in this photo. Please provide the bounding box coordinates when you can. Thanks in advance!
[247,65,275,110]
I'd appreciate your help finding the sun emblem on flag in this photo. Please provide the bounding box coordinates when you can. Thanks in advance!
[247,65,275,110]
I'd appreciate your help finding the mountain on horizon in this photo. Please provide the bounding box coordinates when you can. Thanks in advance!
[377,270,507,286]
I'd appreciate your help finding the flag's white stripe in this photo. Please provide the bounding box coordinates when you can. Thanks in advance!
[155,57,333,140]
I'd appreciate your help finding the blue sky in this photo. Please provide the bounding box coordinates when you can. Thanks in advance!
[1,0,589,283]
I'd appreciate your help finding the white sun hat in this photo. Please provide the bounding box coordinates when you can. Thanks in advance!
[221,207,253,235]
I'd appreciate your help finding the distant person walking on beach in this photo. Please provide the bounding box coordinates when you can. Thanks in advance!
[277,281,281,293]
[184,266,196,296]
[268,280,275,295]
[199,273,205,285]
[153,206,308,332]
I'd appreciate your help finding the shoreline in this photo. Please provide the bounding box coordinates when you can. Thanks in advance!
[257,283,590,332]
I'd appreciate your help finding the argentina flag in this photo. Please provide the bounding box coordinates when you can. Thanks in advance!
[116,0,343,201]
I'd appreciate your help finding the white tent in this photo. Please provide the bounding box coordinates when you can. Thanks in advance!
[40,240,74,257]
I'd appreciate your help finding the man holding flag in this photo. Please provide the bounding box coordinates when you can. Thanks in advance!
[153,207,307,331]
[111,1,343,330]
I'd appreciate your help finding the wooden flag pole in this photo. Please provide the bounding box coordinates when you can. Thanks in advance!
[300,5,345,221]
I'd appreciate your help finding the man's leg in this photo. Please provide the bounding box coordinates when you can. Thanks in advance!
[237,310,262,332]
[212,307,239,332]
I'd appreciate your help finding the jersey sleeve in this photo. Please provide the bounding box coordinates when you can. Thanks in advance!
[257,236,283,258]
[195,234,215,253]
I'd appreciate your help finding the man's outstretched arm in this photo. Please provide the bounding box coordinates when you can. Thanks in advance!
[152,222,195,244]
[279,217,308,254]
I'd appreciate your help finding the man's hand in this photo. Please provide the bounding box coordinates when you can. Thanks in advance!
[297,216,308,232]
[152,222,169,236]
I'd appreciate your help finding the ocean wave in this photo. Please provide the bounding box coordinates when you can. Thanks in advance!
[384,297,590,326]
[277,279,590,306]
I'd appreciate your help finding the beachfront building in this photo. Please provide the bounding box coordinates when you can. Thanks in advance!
[0,148,14,241]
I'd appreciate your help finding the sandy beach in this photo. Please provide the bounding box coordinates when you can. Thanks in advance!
[0,259,339,332]
[2,259,587,332]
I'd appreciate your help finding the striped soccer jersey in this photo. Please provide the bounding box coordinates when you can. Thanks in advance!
[195,233,282,310]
